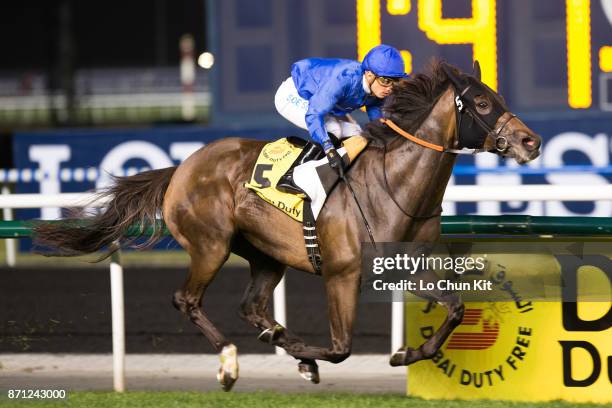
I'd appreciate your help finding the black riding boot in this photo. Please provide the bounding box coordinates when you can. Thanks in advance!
[276,142,324,194]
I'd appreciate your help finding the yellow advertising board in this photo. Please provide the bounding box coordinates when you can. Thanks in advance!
[405,255,611,402]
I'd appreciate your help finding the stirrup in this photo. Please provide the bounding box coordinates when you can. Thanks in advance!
[276,142,323,194]
[277,174,305,194]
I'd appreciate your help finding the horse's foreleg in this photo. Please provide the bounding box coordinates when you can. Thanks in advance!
[172,246,238,391]
[390,269,464,366]
[279,269,360,364]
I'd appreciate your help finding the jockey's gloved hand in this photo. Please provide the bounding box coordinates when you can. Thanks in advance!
[326,148,345,178]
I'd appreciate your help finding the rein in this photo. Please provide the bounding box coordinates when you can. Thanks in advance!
[380,80,519,155]
[380,117,507,155]
[375,71,518,220]
[380,118,444,152]
[380,137,442,220]
[377,110,512,219]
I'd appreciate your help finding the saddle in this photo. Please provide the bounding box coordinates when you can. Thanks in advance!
[245,136,368,273]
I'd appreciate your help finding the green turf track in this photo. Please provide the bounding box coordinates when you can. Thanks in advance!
[0,392,607,408]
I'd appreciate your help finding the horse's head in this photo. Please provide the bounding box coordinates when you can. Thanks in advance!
[441,61,541,164]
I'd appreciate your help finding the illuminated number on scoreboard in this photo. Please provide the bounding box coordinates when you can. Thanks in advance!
[357,0,414,74]
[417,0,498,90]
[566,0,612,108]
[566,0,592,108]
[600,0,612,72]
[387,0,410,15]
[357,0,611,109]
[357,0,498,89]
[601,46,612,72]
[356,0,381,62]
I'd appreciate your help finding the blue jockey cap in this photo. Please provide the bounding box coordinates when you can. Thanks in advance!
[361,44,408,78]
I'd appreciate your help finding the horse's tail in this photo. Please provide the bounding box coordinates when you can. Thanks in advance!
[33,166,177,259]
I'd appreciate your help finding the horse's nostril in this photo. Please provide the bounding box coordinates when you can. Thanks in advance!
[522,136,540,151]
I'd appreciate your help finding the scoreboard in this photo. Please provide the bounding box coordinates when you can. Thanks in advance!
[357,0,612,109]
[208,0,612,125]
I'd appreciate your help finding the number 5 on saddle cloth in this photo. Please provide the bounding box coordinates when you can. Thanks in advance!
[245,135,368,273]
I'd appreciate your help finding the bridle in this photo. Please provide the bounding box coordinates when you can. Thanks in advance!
[380,86,517,156]
[452,84,517,154]
[378,62,517,219]
[381,63,517,155]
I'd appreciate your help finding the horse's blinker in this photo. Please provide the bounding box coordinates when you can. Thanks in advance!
[442,61,514,153]
[453,79,509,151]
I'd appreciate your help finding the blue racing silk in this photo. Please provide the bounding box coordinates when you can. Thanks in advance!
[291,58,384,151]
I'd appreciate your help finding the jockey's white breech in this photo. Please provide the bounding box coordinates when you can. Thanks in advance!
[274,77,362,141]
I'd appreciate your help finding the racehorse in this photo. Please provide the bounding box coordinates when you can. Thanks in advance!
[34,60,541,391]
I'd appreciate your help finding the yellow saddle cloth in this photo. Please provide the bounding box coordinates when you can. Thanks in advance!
[244,138,307,222]
[245,136,368,222]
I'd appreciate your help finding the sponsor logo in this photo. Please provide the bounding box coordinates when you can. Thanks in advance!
[446,308,499,350]
[408,253,611,402]
[262,142,294,162]
[257,194,301,219]
[557,254,611,388]
[416,265,534,389]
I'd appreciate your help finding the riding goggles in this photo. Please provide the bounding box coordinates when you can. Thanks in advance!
[375,76,400,87]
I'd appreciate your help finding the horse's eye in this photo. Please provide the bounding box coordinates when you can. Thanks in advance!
[477,101,488,109]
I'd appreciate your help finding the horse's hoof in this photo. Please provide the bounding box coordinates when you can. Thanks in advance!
[390,347,406,366]
[217,344,239,391]
[298,361,320,384]
[257,324,284,344]
[217,369,237,392]
[390,347,420,366]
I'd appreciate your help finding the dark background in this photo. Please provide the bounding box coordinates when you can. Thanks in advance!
[0,265,391,353]
[0,0,207,69]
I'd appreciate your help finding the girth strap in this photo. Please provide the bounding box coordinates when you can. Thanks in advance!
[302,201,322,274]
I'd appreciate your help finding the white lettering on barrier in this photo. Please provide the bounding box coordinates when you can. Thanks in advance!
[444,131,611,217]
[22,130,611,218]
[96,141,174,189]
[29,145,71,220]
[170,142,204,162]
[25,142,204,218]
[543,132,611,216]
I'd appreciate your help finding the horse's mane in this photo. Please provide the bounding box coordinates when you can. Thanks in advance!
[364,59,457,145]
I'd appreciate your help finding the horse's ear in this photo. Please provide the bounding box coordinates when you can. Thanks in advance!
[441,62,465,89]
[473,60,482,81]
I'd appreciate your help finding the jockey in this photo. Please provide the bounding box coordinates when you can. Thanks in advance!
[274,44,408,194]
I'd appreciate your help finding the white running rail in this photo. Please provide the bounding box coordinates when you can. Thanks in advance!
[1,184,611,209]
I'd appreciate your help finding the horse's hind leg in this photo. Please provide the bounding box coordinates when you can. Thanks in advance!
[172,246,238,391]
[237,251,286,342]
[236,247,320,383]
[390,268,464,366]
